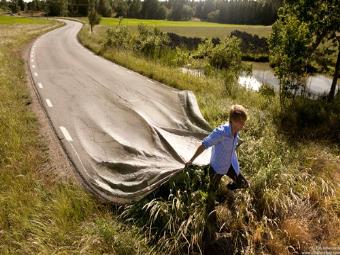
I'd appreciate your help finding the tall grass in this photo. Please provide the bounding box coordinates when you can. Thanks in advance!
[78,23,340,254]
[0,16,51,24]
[0,18,153,254]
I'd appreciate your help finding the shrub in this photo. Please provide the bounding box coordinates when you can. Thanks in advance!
[166,32,204,50]
[193,39,216,60]
[276,95,340,142]
[230,30,269,56]
[170,47,191,66]
[209,36,242,71]
[133,24,169,58]
[105,22,131,49]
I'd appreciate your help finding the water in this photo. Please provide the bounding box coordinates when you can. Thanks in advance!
[238,62,339,96]
[180,67,204,77]
[180,63,339,96]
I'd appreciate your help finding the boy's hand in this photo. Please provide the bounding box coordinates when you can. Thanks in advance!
[185,160,193,168]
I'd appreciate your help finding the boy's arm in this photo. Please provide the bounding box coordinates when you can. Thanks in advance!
[185,126,224,168]
[185,144,206,167]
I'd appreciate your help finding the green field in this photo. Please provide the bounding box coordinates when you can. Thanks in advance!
[0,16,51,24]
[82,17,272,38]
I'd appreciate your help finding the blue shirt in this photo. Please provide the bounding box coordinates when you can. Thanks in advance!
[202,123,240,175]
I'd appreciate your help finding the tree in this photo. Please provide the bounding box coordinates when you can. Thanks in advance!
[140,0,159,19]
[96,0,111,17]
[329,38,340,101]
[31,0,37,13]
[168,0,193,21]
[8,0,19,13]
[269,14,311,103]
[0,0,8,11]
[201,0,215,19]
[17,0,24,11]
[88,0,101,33]
[127,0,141,18]
[112,0,128,17]
[269,0,340,102]
[59,0,68,16]
[45,0,61,16]
[155,3,167,19]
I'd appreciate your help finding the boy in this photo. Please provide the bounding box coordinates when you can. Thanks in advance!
[185,104,249,243]
[185,104,249,191]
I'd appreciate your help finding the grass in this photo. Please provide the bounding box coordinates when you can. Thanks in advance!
[0,16,52,24]
[0,17,153,254]
[78,23,340,254]
[79,17,272,38]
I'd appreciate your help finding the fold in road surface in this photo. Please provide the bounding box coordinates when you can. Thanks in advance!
[29,19,212,204]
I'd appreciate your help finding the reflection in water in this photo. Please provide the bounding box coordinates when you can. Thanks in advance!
[238,62,339,96]
[180,67,204,77]
[181,63,338,96]
[238,76,262,91]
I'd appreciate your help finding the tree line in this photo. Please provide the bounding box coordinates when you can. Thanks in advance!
[1,0,281,25]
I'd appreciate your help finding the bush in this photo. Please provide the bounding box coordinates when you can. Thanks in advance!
[276,95,340,142]
[166,33,204,50]
[193,39,215,60]
[133,24,169,58]
[170,47,191,66]
[105,22,131,49]
[230,30,269,56]
[209,36,242,71]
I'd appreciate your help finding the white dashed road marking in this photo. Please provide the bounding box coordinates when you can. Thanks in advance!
[147,79,155,84]
[46,99,53,108]
[60,126,73,142]
[38,82,43,89]
[34,72,38,77]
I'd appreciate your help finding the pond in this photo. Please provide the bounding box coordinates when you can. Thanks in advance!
[180,63,339,97]
[238,62,339,96]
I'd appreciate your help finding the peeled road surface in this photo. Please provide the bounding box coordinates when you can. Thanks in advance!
[29,19,212,204]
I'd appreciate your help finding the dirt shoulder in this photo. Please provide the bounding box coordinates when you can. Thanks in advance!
[23,37,79,184]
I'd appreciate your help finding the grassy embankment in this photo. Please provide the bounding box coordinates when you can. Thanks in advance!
[78,19,340,254]
[0,16,153,254]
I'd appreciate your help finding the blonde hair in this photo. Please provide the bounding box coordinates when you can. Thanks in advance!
[229,104,248,122]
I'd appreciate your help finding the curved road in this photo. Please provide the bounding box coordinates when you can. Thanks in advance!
[29,19,212,204]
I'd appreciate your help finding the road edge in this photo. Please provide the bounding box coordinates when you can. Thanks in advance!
[22,23,79,185]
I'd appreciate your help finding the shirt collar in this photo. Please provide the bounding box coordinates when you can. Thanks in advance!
[226,122,238,138]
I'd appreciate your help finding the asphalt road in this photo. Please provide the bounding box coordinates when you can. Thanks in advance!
[29,19,212,204]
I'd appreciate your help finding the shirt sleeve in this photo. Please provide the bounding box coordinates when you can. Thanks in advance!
[202,126,225,148]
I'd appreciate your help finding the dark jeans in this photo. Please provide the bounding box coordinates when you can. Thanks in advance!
[203,165,248,244]
[203,165,221,243]
[226,165,249,189]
